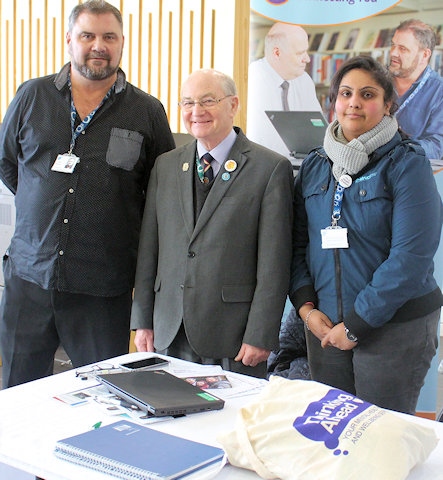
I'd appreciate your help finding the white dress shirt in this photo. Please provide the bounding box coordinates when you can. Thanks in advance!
[247,58,322,157]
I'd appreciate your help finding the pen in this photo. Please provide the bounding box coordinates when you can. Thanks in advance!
[92,421,102,430]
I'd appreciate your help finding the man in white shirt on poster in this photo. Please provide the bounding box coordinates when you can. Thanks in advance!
[247,22,322,158]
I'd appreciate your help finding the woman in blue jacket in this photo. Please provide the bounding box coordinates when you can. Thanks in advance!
[290,55,443,414]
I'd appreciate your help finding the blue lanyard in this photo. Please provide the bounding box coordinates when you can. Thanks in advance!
[395,67,431,117]
[332,182,345,227]
[331,174,352,227]
[68,80,113,154]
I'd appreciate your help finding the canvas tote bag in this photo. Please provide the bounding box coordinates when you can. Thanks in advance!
[218,377,438,480]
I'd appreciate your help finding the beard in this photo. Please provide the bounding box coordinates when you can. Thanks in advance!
[71,52,121,81]
[389,54,420,79]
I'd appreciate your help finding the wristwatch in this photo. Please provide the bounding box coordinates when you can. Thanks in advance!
[344,325,358,342]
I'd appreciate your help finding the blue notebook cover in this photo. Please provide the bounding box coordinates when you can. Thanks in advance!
[54,420,225,479]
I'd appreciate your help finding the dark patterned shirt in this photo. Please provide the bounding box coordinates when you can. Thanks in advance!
[0,63,175,296]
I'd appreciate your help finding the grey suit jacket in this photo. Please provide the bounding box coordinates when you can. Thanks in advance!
[131,128,294,358]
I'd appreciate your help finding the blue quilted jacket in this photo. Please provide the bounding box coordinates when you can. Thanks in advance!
[290,132,443,342]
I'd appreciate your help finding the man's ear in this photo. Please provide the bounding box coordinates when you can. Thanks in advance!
[423,48,432,63]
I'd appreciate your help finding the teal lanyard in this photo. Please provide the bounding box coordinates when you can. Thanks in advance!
[395,67,431,117]
[68,78,113,154]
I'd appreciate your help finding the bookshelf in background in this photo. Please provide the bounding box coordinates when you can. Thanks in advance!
[310,32,325,52]
[326,32,341,51]
[307,21,443,112]
[432,48,443,76]
[343,28,360,50]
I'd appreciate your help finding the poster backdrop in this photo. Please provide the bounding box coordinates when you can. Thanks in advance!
[251,0,401,25]
[248,0,442,417]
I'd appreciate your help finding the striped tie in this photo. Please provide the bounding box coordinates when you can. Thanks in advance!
[200,153,214,184]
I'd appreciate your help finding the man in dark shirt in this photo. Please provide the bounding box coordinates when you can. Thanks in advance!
[0,0,175,388]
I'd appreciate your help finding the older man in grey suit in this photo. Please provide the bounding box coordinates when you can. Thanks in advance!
[130,69,293,377]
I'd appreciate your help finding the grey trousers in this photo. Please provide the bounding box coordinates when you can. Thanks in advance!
[158,323,268,379]
[0,258,132,388]
[306,309,441,414]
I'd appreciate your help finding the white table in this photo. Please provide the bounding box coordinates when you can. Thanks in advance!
[0,352,442,480]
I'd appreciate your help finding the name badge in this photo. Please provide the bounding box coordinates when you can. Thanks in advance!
[321,227,349,249]
[51,153,80,174]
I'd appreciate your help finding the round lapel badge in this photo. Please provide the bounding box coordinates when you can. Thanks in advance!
[224,159,237,173]
[339,174,352,188]
[222,172,231,181]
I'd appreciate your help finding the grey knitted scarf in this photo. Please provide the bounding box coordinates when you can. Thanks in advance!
[324,115,398,181]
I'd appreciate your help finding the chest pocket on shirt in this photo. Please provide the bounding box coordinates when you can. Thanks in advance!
[106,128,144,171]
[301,171,332,229]
[303,182,328,199]
[353,178,391,205]
[351,177,392,236]
[302,164,330,198]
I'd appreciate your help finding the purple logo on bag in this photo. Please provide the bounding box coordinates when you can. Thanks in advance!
[293,389,372,452]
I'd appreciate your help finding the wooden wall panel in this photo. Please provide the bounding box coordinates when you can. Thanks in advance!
[0,0,250,131]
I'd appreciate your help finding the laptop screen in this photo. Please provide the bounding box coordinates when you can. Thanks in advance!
[265,110,328,159]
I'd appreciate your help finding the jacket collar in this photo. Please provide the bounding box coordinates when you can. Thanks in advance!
[178,127,251,240]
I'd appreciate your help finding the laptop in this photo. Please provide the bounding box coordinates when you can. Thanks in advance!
[97,369,225,417]
[265,110,328,159]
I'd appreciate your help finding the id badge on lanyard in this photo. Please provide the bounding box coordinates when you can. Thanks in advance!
[321,174,351,249]
[51,101,86,174]
[51,153,80,173]
[51,82,112,174]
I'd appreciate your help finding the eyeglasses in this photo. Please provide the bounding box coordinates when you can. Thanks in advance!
[178,95,233,111]
[75,362,122,379]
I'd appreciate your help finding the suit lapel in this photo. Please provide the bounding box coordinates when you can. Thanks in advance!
[177,142,197,239]
[192,132,250,241]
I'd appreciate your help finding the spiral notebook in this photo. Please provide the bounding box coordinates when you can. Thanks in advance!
[54,420,226,480]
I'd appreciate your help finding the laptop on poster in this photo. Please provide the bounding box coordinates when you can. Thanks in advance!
[265,110,328,159]
[97,369,225,417]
